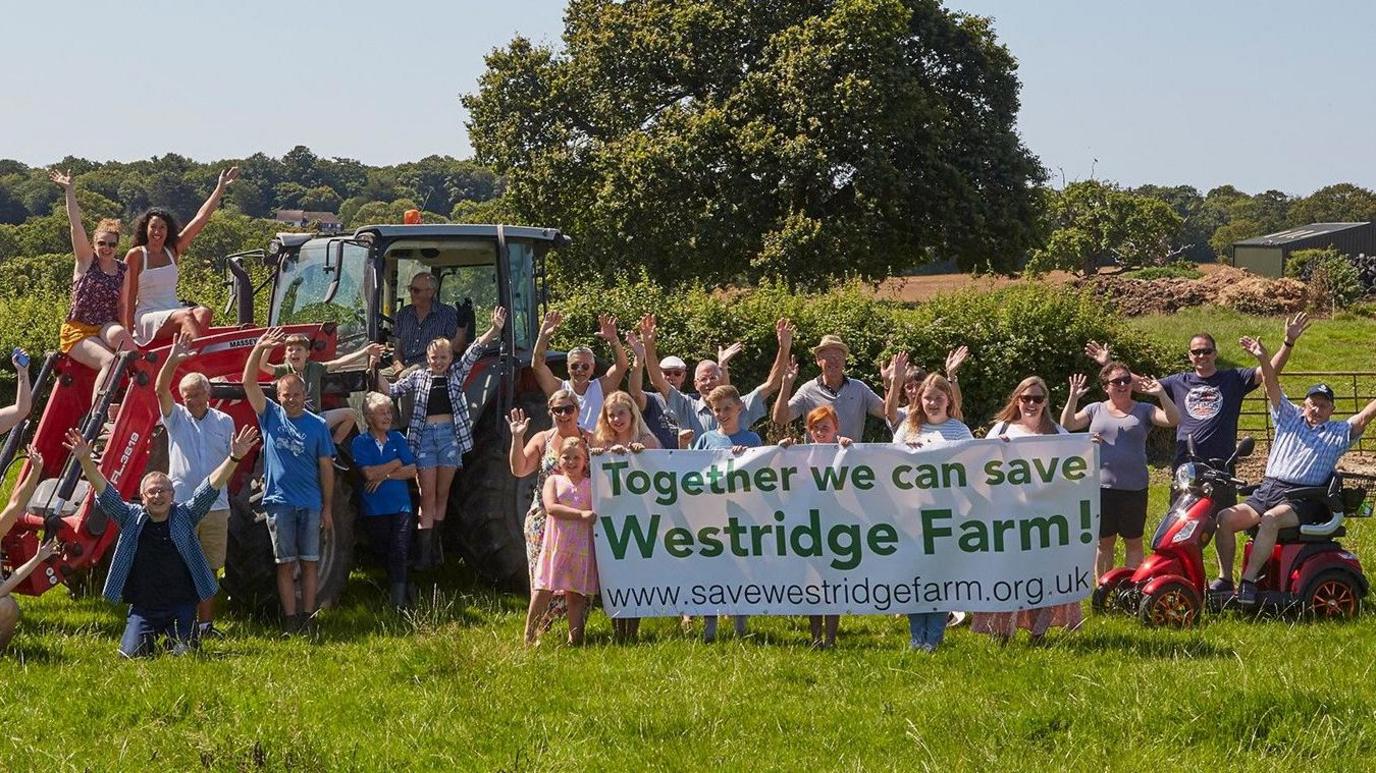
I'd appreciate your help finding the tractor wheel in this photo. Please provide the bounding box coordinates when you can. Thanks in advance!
[1301,570,1362,620]
[223,459,277,612]
[223,455,358,613]
[313,456,358,609]
[1138,581,1201,628]
[449,390,548,591]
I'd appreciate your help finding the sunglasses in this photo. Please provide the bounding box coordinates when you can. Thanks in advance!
[1190,348,1215,356]
[551,404,578,416]
[662,369,685,376]
[568,362,593,371]
[1104,376,1133,387]
[1018,394,1046,404]
[408,286,427,293]
[96,240,118,248]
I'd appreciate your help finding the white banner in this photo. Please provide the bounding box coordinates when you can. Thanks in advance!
[591,436,1101,616]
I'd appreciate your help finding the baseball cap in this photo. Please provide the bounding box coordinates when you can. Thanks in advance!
[1306,383,1336,402]
[659,356,688,371]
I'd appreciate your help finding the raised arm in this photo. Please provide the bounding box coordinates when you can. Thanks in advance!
[1349,398,1376,438]
[640,314,673,398]
[1240,336,1281,409]
[156,333,196,418]
[0,539,61,598]
[1137,376,1180,428]
[325,342,384,373]
[596,313,629,392]
[177,166,238,252]
[625,331,649,410]
[1085,341,1141,381]
[508,411,545,478]
[755,318,793,398]
[717,342,742,387]
[0,352,32,436]
[121,247,141,333]
[63,429,109,498]
[1265,312,1311,381]
[244,328,287,415]
[945,346,968,412]
[883,352,907,428]
[773,357,800,428]
[51,170,93,269]
[531,311,564,396]
[0,449,44,542]
[1060,373,1093,431]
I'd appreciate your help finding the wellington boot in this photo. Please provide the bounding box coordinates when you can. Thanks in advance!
[390,582,409,609]
[414,529,435,571]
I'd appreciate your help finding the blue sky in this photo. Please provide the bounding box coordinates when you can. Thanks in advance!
[2,0,1372,195]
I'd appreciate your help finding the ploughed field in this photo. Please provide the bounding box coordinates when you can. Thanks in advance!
[4,306,1376,770]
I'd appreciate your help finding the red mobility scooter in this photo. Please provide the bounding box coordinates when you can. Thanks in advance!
[1092,436,1372,626]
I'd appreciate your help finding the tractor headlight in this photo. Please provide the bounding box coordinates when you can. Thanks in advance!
[1174,463,1198,490]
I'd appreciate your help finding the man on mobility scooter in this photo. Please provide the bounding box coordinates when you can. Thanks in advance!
[1213,335,1376,607]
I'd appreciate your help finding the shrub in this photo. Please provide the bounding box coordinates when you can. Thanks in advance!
[549,276,1175,438]
[1306,253,1363,314]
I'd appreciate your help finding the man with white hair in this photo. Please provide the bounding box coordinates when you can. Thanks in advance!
[393,271,460,368]
[531,311,628,431]
[70,425,259,657]
[156,332,237,641]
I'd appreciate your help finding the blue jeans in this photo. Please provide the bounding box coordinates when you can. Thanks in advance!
[265,505,322,563]
[907,612,947,650]
[703,615,749,641]
[120,603,196,657]
[416,422,459,469]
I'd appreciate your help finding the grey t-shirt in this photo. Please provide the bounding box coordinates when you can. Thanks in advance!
[786,376,885,440]
[1084,401,1156,491]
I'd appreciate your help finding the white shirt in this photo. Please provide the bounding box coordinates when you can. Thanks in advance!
[162,403,236,511]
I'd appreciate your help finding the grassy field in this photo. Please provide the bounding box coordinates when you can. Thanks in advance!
[5,305,1376,771]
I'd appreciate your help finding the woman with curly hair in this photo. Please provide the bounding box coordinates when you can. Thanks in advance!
[123,167,238,344]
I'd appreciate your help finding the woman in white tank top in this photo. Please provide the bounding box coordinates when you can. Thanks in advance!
[123,167,238,345]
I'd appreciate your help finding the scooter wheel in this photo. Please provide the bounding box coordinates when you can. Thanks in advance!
[1091,584,1126,614]
[1138,581,1201,628]
[1301,570,1362,620]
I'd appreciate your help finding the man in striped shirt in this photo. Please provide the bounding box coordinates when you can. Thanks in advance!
[1214,335,1376,604]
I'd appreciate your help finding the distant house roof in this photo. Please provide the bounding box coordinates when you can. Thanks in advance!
[274,209,341,225]
[1233,222,1370,247]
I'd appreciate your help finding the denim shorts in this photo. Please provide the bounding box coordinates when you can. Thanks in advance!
[265,504,322,563]
[416,422,459,469]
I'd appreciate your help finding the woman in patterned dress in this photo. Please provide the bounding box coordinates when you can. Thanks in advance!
[508,389,592,627]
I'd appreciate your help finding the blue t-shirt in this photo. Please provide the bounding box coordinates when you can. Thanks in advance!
[693,428,763,450]
[258,400,335,508]
[1160,367,1257,465]
[351,430,415,516]
[641,393,679,450]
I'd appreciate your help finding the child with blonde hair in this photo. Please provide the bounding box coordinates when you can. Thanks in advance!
[525,436,599,646]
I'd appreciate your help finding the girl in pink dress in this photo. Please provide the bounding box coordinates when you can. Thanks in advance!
[525,436,599,646]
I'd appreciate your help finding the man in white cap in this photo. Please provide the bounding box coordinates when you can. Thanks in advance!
[773,334,885,440]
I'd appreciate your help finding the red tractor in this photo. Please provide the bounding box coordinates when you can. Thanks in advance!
[0,224,568,608]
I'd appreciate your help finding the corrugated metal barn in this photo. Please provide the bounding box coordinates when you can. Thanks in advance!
[1232,222,1376,277]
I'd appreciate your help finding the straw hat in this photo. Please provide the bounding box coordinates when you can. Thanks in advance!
[811,335,850,358]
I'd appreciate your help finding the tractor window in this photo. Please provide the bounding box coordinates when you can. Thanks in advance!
[388,239,502,346]
[506,240,536,351]
[271,240,369,347]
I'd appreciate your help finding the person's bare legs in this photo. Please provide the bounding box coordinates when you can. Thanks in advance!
[433,466,457,525]
[525,589,553,644]
[566,592,589,645]
[1096,536,1117,578]
[326,408,356,444]
[1214,505,1260,583]
[301,560,319,616]
[1124,538,1145,569]
[0,596,19,651]
[416,467,438,530]
[1241,505,1299,582]
[276,562,298,617]
[67,337,117,402]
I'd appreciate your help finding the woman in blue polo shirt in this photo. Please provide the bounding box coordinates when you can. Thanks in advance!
[352,392,419,608]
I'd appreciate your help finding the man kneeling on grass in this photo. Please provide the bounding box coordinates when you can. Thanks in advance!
[70,425,259,657]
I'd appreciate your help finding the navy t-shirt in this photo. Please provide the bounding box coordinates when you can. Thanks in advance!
[1160,367,1258,465]
[123,519,197,607]
[641,393,679,450]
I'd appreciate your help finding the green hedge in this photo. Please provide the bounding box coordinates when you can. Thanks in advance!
[550,275,1177,438]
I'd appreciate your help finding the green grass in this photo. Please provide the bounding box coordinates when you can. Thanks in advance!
[7,306,1376,770]
[4,482,1376,771]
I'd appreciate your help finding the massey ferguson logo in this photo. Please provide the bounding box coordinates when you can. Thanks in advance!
[198,337,262,354]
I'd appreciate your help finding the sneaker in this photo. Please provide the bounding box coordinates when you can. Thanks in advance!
[1237,580,1259,606]
[1207,578,1234,594]
[282,613,304,637]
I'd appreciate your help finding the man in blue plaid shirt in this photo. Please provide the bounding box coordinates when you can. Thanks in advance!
[71,425,259,657]
[1214,335,1376,604]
